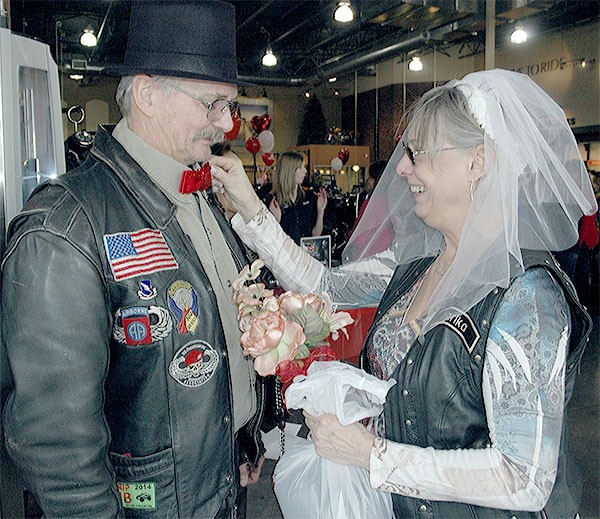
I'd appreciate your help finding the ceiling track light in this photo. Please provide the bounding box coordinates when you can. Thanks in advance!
[334,2,354,23]
[261,46,277,67]
[510,26,527,44]
[408,56,423,71]
[80,26,97,47]
[260,26,278,67]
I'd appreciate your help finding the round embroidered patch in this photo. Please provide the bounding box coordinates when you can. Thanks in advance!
[169,340,219,387]
[167,280,200,334]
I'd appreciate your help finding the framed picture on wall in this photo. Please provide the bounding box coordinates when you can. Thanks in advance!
[300,235,331,269]
[233,96,273,148]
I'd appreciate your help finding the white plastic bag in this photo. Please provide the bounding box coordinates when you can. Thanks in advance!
[283,361,395,425]
[273,361,396,519]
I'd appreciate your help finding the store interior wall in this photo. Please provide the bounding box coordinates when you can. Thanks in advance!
[59,20,599,176]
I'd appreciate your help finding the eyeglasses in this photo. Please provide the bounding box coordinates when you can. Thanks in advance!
[402,142,462,165]
[166,81,239,122]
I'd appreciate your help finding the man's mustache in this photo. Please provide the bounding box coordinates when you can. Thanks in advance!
[193,129,224,142]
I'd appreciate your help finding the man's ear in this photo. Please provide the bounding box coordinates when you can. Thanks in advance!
[131,75,155,117]
[469,143,486,181]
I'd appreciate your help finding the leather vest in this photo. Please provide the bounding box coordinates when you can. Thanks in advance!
[363,251,591,519]
[2,126,265,517]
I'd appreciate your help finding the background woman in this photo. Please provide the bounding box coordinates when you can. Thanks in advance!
[268,151,328,244]
[211,69,597,518]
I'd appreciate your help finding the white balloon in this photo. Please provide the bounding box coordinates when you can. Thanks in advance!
[330,157,343,172]
[258,130,275,153]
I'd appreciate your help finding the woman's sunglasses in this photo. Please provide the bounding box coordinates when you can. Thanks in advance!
[402,142,462,165]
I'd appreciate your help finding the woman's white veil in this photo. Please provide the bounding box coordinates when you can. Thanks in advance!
[343,69,597,334]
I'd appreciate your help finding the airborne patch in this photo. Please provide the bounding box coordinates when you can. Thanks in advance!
[113,306,173,346]
[441,311,480,354]
[169,341,219,387]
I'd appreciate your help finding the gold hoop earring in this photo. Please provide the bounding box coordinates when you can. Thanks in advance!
[469,179,475,201]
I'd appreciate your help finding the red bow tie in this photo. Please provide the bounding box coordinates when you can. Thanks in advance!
[179,162,212,194]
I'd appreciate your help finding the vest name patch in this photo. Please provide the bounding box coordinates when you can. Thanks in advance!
[441,312,480,354]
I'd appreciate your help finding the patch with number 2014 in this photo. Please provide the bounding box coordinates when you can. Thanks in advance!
[117,481,156,510]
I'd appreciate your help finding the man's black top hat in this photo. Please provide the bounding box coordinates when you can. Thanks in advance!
[104,0,252,86]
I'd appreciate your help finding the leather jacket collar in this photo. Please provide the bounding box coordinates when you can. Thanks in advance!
[90,125,177,230]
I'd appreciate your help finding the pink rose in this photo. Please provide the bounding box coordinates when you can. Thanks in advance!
[253,320,306,376]
[278,292,305,315]
[303,293,323,313]
[279,292,323,316]
[240,311,285,357]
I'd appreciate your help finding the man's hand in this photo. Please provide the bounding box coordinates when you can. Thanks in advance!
[303,412,375,469]
[210,152,263,223]
[239,455,266,487]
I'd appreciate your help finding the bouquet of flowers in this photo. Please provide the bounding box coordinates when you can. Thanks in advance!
[232,259,354,388]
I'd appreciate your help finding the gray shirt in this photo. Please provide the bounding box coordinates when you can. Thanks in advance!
[113,119,256,432]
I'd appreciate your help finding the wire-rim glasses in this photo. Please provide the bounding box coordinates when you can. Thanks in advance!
[166,81,239,122]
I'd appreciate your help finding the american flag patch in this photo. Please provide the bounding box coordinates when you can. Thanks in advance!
[103,228,178,281]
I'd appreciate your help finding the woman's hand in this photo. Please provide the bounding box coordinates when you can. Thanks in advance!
[210,152,263,223]
[316,187,328,214]
[303,412,375,469]
[269,197,282,223]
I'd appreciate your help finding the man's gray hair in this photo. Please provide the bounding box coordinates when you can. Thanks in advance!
[115,75,176,118]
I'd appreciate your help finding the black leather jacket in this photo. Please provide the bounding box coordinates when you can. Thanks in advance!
[1,126,265,518]
[364,251,591,519]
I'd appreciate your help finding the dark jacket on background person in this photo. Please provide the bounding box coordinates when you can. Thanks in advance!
[1,125,265,518]
[364,250,591,519]
[279,192,318,245]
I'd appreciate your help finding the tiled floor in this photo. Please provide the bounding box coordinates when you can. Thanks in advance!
[248,315,600,519]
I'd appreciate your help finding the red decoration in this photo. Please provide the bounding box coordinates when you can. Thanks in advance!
[579,213,599,249]
[245,137,261,154]
[276,345,337,401]
[250,114,272,134]
[261,152,275,166]
[338,148,350,165]
[179,163,212,194]
[224,113,242,141]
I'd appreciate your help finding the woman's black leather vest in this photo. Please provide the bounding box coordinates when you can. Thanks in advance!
[362,250,592,519]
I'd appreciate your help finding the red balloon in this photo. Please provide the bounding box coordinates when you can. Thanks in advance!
[250,114,272,134]
[338,148,350,165]
[261,152,275,166]
[224,113,242,141]
[245,137,261,154]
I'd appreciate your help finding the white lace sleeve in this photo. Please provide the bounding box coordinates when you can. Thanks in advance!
[231,210,396,307]
[369,268,569,511]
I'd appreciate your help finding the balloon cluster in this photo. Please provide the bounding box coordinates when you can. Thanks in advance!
[330,148,350,172]
[244,114,275,166]
[326,127,357,145]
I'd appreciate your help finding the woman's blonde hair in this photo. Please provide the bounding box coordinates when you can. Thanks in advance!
[273,151,305,208]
